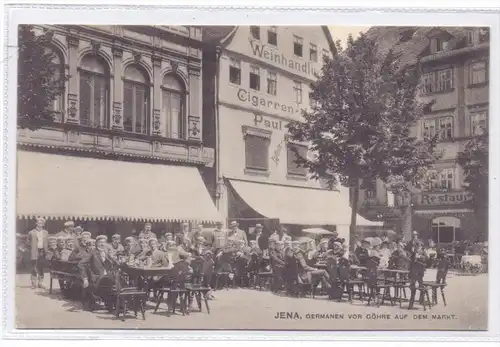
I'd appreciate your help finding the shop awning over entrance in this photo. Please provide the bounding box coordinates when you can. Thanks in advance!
[228,179,382,227]
[17,151,222,223]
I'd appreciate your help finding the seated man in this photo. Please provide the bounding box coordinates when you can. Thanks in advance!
[46,236,59,262]
[133,238,150,267]
[60,237,76,262]
[147,238,171,268]
[294,241,331,288]
[69,236,90,261]
[122,236,136,264]
[86,239,96,253]
[191,236,207,257]
[78,235,120,310]
[109,234,124,260]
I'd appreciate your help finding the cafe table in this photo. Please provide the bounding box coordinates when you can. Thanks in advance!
[121,264,173,292]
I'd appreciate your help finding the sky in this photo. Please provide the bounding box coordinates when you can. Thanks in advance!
[329,26,370,47]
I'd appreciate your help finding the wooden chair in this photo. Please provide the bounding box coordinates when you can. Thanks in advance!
[214,253,235,290]
[338,262,364,302]
[112,269,148,321]
[364,261,394,307]
[184,282,211,314]
[154,263,191,316]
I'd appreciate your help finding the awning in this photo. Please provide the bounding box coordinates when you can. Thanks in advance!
[228,179,383,227]
[17,151,222,223]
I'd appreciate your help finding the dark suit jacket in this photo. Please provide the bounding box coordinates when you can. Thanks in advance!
[26,228,49,260]
[78,250,118,283]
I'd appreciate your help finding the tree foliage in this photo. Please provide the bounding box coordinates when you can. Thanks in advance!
[456,132,488,215]
[18,25,66,130]
[287,33,440,235]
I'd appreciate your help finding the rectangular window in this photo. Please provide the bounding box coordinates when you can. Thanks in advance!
[250,26,260,40]
[229,58,241,85]
[162,90,184,139]
[309,43,318,62]
[123,82,149,134]
[423,119,436,141]
[438,116,453,140]
[469,61,488,85]
[471,111,487,136]
[293,35,303,57]
[293,81,302,104]
[438,168,455,190]
[267,26,277,46]
[425,170,439,191]
[266,71,277,96]
[467,30,476,46]
[287,143,308,176]
[245,135,270,171]
[79,72,108,128]
[249,65,260,91]
[422,68,453,94]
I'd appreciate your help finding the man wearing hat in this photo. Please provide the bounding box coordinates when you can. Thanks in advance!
[60,237,76,261]
[227,221,248,245]
[269,226,292,243]
[327,231,344,250]
[294,239,331,289]
[212,221,228,252]
[355,239,371,267]
[26,217,49,289]
[139,223,156,241]
[174,222,194,246]
[406,230,422,259]
[56,221,75,238]
[81,231,92,244]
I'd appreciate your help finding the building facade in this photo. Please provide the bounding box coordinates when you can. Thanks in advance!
[202,26,382,240]
[17,25,221,238]
[354,27,489,243]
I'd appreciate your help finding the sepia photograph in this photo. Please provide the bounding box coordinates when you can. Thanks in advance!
[12,23,490,331]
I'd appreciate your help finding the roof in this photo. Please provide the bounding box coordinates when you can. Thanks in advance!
[201,26,336,54]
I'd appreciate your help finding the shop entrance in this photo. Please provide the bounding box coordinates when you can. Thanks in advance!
[431,216,461,243]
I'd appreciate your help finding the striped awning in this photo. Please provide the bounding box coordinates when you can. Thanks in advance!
[16,151,222,223]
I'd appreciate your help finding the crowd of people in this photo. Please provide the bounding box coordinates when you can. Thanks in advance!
[22,217,487,305]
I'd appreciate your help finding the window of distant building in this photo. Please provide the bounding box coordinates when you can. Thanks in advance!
[430,37,448,54]
[79,54,110,128]
[293,80,302,104]
[422,68,453,94]
[362,179,376,199]
[229,58,241,85]
[267,26,278,46]
[425,168,455,191]
[469,60,488,85]
[243,126,271,172]
[249,65,260,91]
[309,43,318,62]
[467,29,477,46]
[266,71,277,96]
[432,216,461,244]
[286,143,308,176]
[423,116,453,141]
[123,64,150,134]
[162,74,186,139]
[250,26,260,40]
[470,111,487,136]
[293,35,303,57]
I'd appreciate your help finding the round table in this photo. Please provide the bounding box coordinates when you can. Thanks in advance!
[461,255,482,266]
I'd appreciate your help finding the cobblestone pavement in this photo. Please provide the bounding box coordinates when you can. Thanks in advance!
[15,270,487,331]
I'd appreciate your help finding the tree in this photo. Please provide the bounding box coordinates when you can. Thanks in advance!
[287,33,440,242]
[457,132,488,241]
[18,25,66,130]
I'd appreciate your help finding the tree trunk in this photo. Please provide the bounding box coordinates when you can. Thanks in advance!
[349,179,360,246]
[401,192,413,241]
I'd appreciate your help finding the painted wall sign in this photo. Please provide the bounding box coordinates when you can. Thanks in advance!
[237,88,304,115]
[253,113,287,130]
[250,40,319,77]
[418,191,473,205]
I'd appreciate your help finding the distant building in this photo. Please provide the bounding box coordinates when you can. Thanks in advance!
[201,26,382,240]
[17,25,221,238]
[354,27,489,243]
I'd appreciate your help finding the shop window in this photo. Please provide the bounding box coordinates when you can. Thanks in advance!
[162,74,186,139]
[266,71,277,96]
[469,61,488,85]
[309,43,318,62]
[293,35,303,57]
[249,65,260,91]
[293,80,302,104]
[287,143,308,176]
[250,26,260,40]
[422,68,453,94]
[243,126,271,172]
[229,58,241,85]
[470,111,487,136]
[267,26,277,46]
[431,216,461,244]
[123,64,150,134]
[79,54,110,128]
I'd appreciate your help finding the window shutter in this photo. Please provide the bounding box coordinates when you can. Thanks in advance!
[245,135,269,170]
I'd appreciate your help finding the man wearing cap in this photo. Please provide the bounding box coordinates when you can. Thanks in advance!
[212,221,228,252]
[69,236,90,261]
[406,231,422,259]
[147,238,171,268]
[294,240,331,289]
[192,236,207,257]
[26,217,49,289]
[227,221,248,245]
[354,239,371,266]
[139,223,156,241]
[109,234,124,259]
[269,226,292,243]
[56,221,75,238]
[389,242,411,270]
[327,231,344,250]
[78,235,119,309]
[46,236,58,262]
[60,237,76,261]
[175,222,195,246]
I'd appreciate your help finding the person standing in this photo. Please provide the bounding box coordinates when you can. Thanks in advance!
[227,221,248,245]
[212,221,228,252]
[269,226,292,243]
[139,223,156,241]
[26,217,49,289]
[56,221,76,239]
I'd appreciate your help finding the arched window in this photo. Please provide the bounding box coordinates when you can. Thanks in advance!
[162,74,186,139]
[79,54,109,128]
[45,46,65,117]
[431,216,461,244]
[123,65,150,134]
